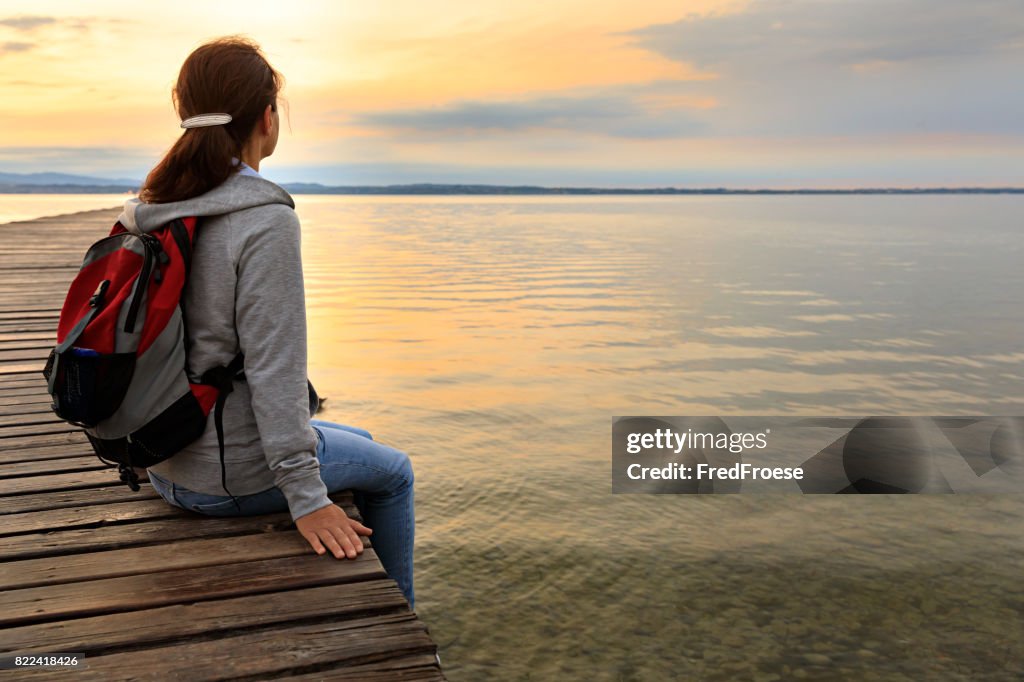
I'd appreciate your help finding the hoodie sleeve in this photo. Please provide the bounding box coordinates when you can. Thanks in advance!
[231,206,331,521]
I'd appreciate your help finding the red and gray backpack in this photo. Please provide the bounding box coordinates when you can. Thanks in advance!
[42,217,244,493]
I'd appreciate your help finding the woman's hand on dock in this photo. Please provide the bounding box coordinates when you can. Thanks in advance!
[295,503,373,559]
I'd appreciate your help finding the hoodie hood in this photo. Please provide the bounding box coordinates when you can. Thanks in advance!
[118,172,294,234]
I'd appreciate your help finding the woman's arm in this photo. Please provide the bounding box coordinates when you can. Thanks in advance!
[232,205,371,558]
[232,205,331,518]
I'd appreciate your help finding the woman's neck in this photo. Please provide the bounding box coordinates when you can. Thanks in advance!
[239,139,262,172]
[239,155,260,172]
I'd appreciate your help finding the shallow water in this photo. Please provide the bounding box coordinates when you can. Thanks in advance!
[292,195,1024,680]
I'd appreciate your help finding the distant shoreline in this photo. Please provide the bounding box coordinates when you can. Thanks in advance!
[1,183,1023,196]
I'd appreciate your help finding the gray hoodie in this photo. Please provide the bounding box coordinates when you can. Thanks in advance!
[118,172,331,521]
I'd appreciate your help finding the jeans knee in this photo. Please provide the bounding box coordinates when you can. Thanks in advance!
[394,451,414,491]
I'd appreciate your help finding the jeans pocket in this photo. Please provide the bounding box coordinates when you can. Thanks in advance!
[146,470,181,508]
[184,496,243,516]
[174,486,287,517]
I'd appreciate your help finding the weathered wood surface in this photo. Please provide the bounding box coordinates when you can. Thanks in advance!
[0,209,443,681]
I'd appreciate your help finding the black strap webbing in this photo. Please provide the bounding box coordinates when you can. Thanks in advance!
[201,352,245,511]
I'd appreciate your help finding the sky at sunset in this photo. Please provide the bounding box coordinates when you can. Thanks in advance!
[1,0,1022,187]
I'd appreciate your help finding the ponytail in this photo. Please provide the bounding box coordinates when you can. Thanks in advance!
[140,36,282,204]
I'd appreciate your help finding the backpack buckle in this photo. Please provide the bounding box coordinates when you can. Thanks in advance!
[89,279,110,308]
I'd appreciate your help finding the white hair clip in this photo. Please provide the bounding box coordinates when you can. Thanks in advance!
[180,113,233,129]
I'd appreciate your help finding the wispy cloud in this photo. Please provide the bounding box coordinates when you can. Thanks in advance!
[350,91,709,139]
[625,0,1024,70]
[1,40,33,54]
[618,0,1024,138]
[0,15,55,31]
[2,78,53,87]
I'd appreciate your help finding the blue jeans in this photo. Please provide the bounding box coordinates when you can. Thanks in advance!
[147,419,415,608]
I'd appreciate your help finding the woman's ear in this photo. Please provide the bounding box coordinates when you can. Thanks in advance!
[263,103,275,135]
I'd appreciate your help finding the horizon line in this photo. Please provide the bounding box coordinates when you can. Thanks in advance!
[2,181,1024,195]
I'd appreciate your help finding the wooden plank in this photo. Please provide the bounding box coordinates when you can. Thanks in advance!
[0,498,182,536]
[0,386,50,399]
[0,490,354,536]
[0,305,58,313]
[0,306,62,314]
[0,377,47,390]
[307,667,443,682]
[0,267,75,272]
[0,330,56,341]
[0,342,51,352]
[0,486,160,515]
[0,456,106,479]
[0,412,63,427]
[0,309,51,316]
[0,294,68,301]
[0,503,363,560]
[0,377,46,388]
[0,423,78,439]
[0,432,86,451]
[0,279,72,286]
[0,312,58,321]
[0,395,53,408]
[0,393,48,403]
[0,529,366,590]
[0,334,56,345]
[0,438,91,455]
[0,419,79,436]
[0,389,47,403]
[0,339,49,350]
[280,655,445,681]
[0,469,120,496]
[0,349,51,363]
[0,318,57,326]
[0,443,93,464]
[0,287,63,294]
[0,362,52,374]
[0,580,409,657]
[0,262,72,268]
[0,513,291,560]
[0,481,352,514]
[0,370,44,380]
[38,616,433,682]
[0,303,60,311]
[0,409,59,425]
[0,310,60,318]
[0,551,386,626]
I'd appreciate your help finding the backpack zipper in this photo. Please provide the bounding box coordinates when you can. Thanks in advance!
[123,234,163,334]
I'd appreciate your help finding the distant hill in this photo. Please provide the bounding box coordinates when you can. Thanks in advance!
[1,171,1022,195]
[0,171,139,187]
[0,183,138,194]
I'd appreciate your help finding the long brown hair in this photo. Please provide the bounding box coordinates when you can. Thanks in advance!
[140,36,283,204]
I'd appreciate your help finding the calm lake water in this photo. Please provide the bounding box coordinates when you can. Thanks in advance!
[9,194,1024,680]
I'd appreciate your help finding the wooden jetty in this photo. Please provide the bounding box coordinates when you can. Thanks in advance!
[0,208,444,680]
